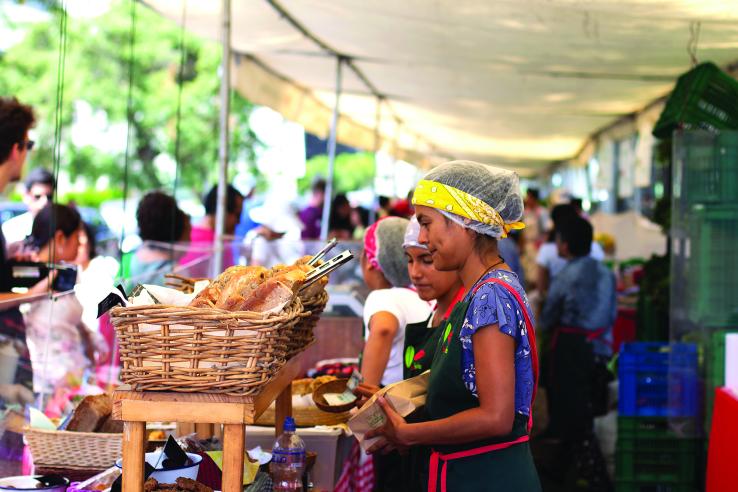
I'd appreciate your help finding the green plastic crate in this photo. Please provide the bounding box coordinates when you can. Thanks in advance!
[677,132,738,205]
[654,62,738,138]
[616,481,696,492]
[686,206,738,326]
[616,417,702,484]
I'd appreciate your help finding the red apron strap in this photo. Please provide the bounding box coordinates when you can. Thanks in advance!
[441,286,467,320]
[426,275,538,492]
[428,435,531,492]
[472,277,539,432]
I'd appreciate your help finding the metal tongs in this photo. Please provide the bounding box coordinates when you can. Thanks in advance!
[307,238,338,266]
[301,249,354,291]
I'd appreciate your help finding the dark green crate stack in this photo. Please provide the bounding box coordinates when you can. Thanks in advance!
[685,205,738,327]
[616,417,704,492]
[654,62,738,138]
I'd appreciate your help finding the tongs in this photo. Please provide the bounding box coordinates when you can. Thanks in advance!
[301,250,354,291]
[307,238,338,266]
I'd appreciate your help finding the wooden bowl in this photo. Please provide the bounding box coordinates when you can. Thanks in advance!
[312,378,355,413]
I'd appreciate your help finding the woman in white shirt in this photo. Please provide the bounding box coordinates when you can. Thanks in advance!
[360,217,432,387]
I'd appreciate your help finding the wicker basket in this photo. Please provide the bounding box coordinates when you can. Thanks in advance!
[111,298,304,396]
[24,427,122,470]
[288,290,329,358]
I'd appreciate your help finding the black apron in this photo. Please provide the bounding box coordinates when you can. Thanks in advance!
[425,276,541,492]
[401,287,465,492]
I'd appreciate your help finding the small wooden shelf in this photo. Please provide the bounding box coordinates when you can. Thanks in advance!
[113,355,302,492]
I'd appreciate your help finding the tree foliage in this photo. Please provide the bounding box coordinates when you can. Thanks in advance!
[298,152,375,195]
[0,0,260,195]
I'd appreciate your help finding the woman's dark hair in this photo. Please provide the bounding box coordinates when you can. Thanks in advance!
[0,97,35,164]
[556,216,593,257]
[203,184,242,216]
[82,222,97,259]
[137,191,186,243]
[30,203,81,249]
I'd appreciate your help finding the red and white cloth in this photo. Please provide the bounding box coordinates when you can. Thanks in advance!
[334,441,374,492]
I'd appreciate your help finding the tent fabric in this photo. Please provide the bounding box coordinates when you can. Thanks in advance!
[144,0,738,175]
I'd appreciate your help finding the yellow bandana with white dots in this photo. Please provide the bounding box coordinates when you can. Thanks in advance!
[412,180,525,238]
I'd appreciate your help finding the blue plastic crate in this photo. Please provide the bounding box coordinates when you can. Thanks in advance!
[619,343,699,417]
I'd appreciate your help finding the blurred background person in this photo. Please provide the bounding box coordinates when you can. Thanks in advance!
[122,191,189,290]
[0,96,36,400]
[523,188,549,246]
[180,184,242,277]
[328,193,355,240]
[2,167,53,246]
[299,177,326,240]
[536,204,604,295]
[245,196,304,268]
[24,204,106,396]
[539,216,615,491]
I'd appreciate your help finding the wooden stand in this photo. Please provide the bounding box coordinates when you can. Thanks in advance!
[113,356,302,492]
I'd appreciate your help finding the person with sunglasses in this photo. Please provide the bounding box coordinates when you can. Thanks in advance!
[2,167,54,246]
[0,97,37,405]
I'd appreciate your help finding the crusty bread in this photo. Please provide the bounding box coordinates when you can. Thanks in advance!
[234,279,295,313]
[67,394,113,432]
[214,266,268,309]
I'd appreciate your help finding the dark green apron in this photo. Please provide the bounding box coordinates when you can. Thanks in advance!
[425,277,542,492]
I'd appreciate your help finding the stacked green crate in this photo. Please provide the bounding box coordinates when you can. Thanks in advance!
[616,417,703,492]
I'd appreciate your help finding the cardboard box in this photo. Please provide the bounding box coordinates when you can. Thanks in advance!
[245,425,352,491]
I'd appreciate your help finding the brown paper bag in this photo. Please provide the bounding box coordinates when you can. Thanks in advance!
[348,371,429,451]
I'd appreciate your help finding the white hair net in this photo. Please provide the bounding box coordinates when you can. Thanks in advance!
[421,160,524,238]
[376,217,412,287]
[402,216,427,250]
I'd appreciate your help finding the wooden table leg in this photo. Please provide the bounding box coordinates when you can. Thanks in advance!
[122,421,145,492]
[222,423,245,492]
[275,384,292,436]
[195,422,214,440]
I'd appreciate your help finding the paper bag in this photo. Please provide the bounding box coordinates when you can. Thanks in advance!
[348,371,429,451]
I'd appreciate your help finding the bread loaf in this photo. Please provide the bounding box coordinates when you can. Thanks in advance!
[214,266,268,310]
[66,394,113,432]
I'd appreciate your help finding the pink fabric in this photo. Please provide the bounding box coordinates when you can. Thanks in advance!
[179,226,216,267]
[363,220,382,271]
[179,226,235,277]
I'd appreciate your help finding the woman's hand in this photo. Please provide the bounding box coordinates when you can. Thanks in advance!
[353,382,380,408]
[364,396,411,454]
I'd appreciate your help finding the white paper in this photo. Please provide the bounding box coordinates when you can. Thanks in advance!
[725,333,738,393]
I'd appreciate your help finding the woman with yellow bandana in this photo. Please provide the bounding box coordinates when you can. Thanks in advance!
[366,161,541,492]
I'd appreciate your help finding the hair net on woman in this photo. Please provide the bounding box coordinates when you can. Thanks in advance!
[402,216,427,250]
[363,216,411,287]
[411,160,525,239]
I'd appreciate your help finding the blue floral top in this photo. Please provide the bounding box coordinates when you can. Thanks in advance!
[460,269,535,416]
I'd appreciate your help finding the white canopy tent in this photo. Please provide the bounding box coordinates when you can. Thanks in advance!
[144,0,738,177]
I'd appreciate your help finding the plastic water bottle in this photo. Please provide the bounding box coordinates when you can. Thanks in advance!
[271,416,306,491]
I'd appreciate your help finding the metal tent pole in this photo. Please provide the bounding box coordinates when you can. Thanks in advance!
[213,0,231,276]
[319,56,344,241]
[369,97,382,225]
